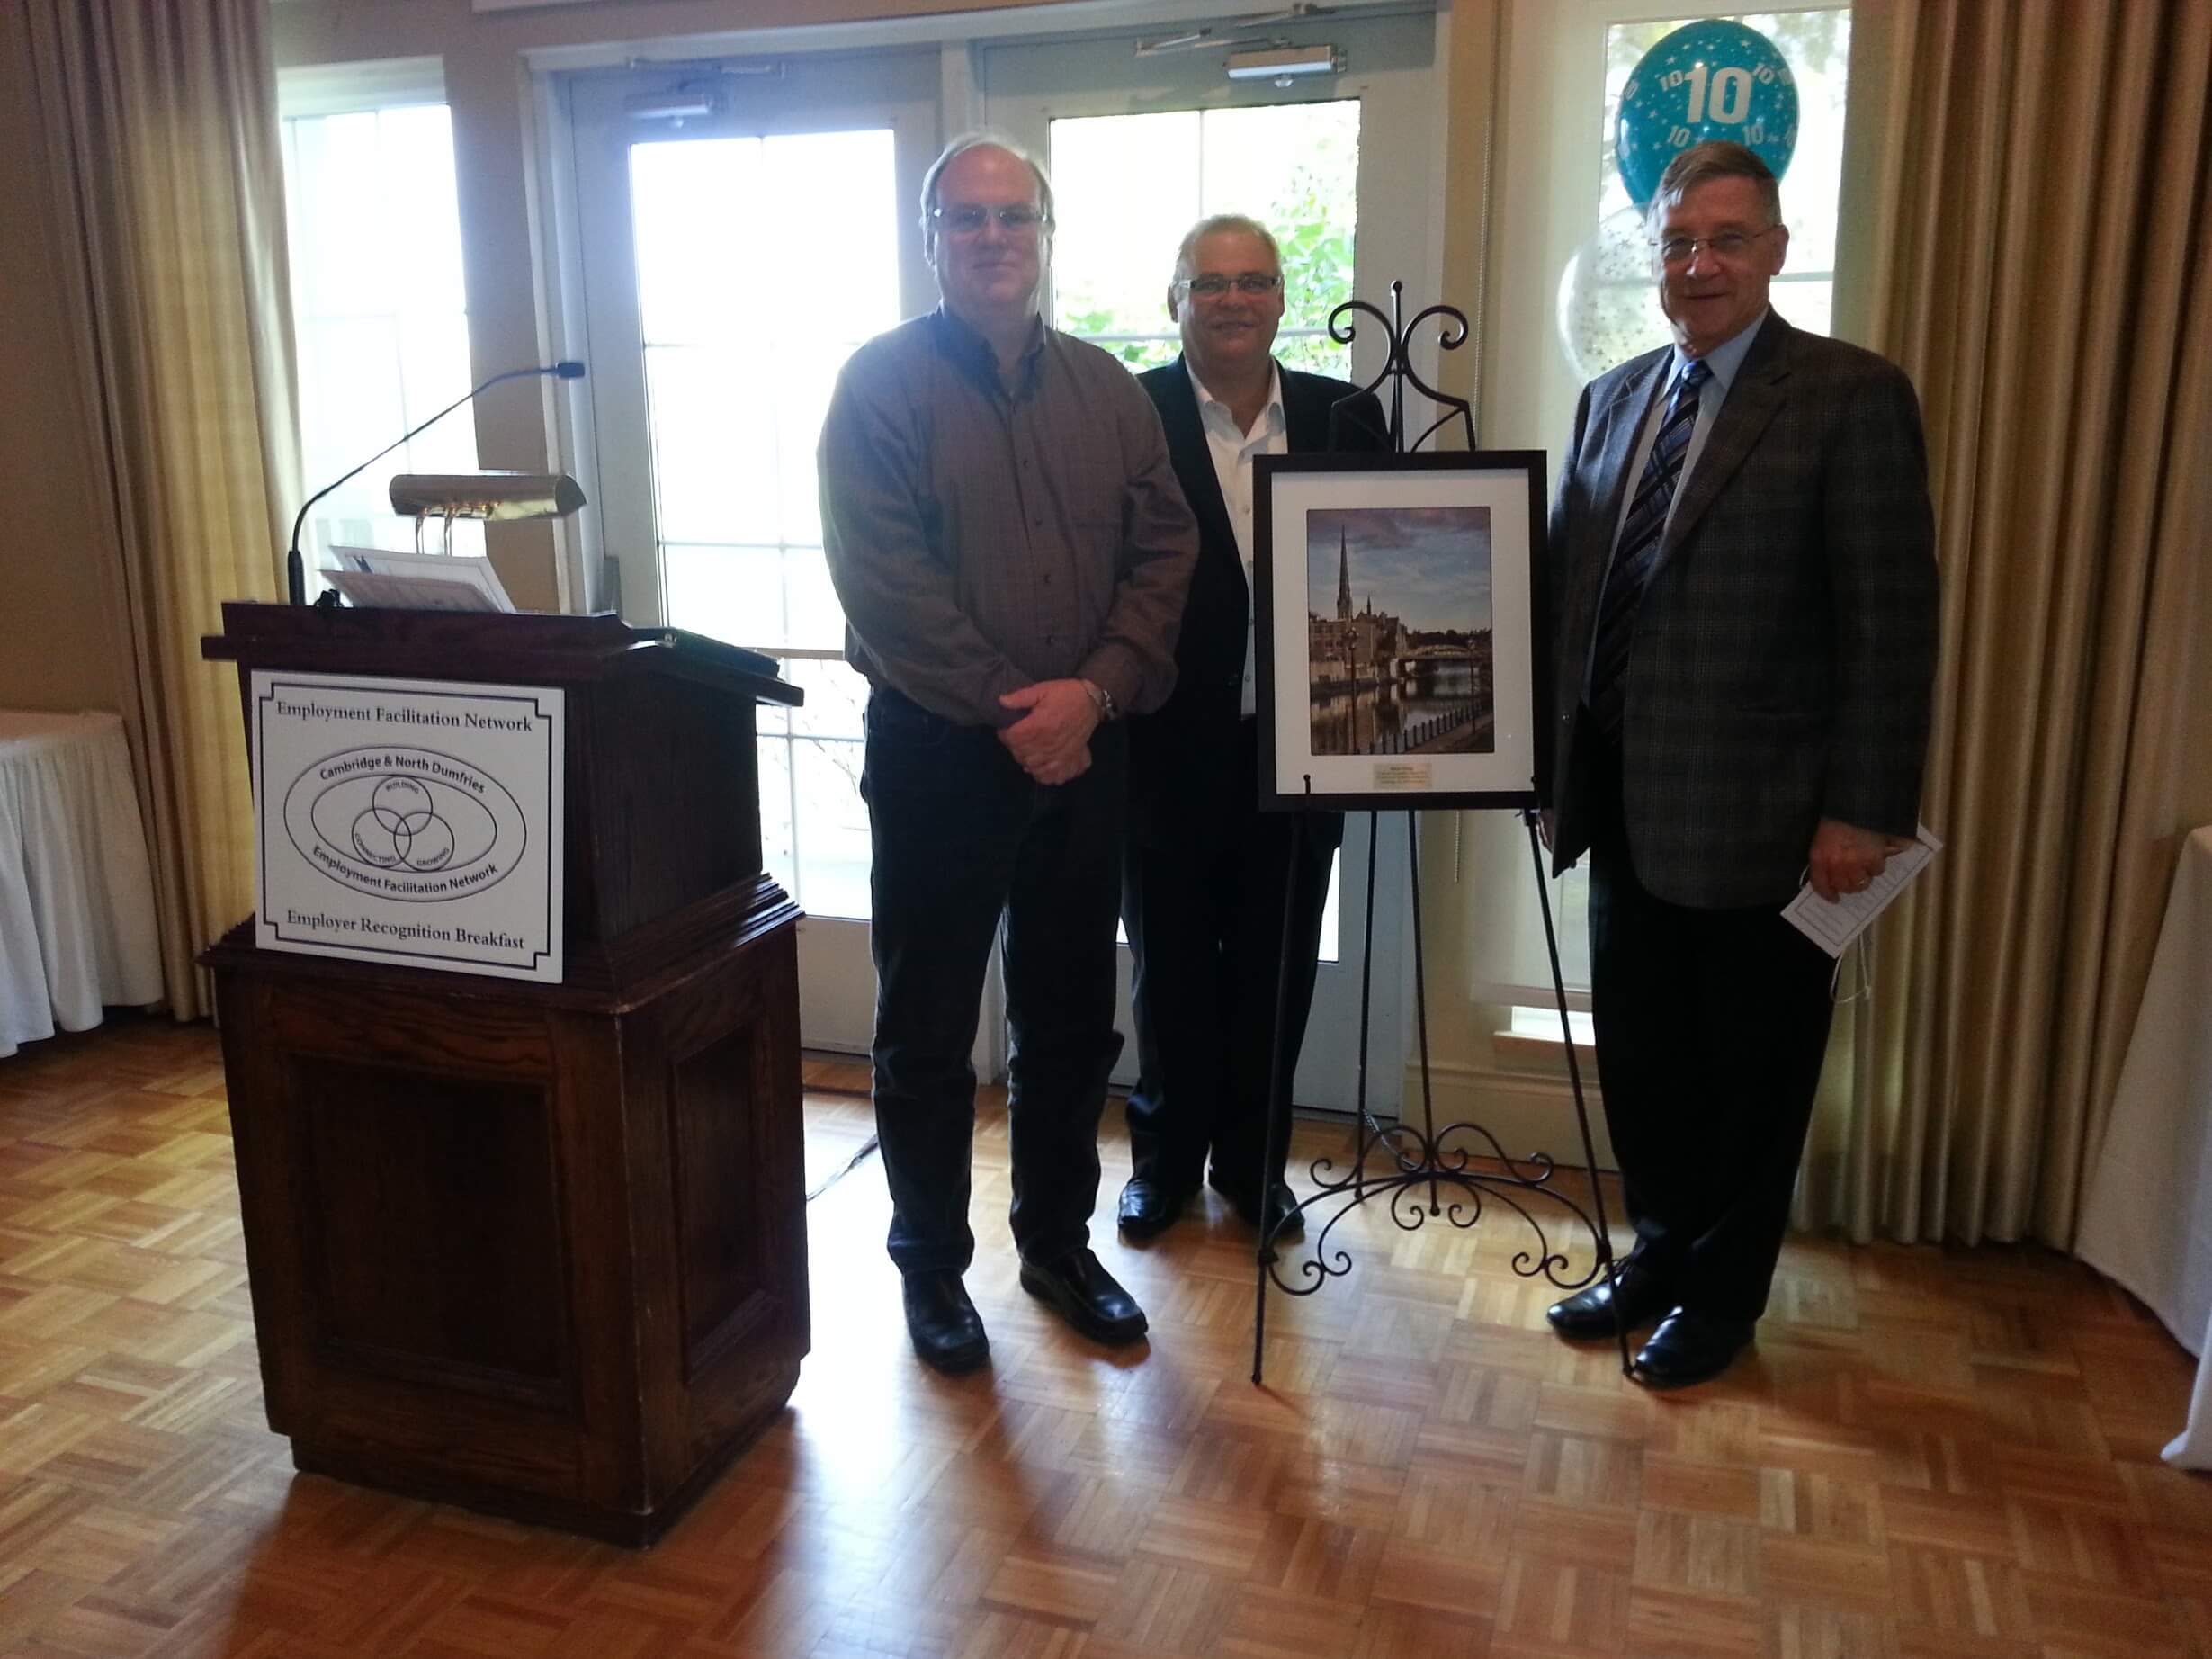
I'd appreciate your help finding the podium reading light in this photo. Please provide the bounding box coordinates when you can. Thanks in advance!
[389,471,588,554]
[283,359,587,604]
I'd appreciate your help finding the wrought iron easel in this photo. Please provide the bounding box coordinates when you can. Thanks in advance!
[1250,282,1633,1385]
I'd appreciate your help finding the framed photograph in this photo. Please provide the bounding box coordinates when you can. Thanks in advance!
[1254,451,1547,811]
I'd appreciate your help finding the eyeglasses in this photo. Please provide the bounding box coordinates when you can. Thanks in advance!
[931,203,1048,237]
[1651,226,1778,266]
[1175,272,1284,299]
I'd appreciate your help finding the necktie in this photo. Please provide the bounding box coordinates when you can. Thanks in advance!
[1587,357,1711,739]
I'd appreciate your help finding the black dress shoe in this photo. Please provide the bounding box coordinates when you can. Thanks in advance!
[1018,1247,1148,1344]
[1116,1177,1188,1240]
[1545,1255,1675,1339]
[1206,1171,1306,1240]
[901,1270,989,1374]
[1257,1180,1305,1242]
[1634,1308,1755,1388]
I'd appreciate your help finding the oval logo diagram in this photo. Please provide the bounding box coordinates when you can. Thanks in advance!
[283,748,527,901]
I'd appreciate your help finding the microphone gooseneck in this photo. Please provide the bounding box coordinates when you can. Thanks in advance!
[284,360,588,605]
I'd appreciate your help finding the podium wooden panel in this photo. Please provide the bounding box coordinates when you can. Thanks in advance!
[201,604,808,1545]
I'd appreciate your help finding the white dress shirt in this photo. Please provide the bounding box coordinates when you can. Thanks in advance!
[1605,308,1768,559]
[1187,360,1287,717]
[1586,310,1769,704]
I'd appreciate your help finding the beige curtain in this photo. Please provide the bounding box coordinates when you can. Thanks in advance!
[1798,0,2212,1247]
[25,0,300,1020]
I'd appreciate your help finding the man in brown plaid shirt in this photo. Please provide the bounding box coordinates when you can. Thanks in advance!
[819,134,1197,1373]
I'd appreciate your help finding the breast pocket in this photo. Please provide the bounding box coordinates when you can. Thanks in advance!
[1052,442,1124,539]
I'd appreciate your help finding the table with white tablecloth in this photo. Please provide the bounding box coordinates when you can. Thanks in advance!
[0,710,164,1059]
[2076,823,2212,1471]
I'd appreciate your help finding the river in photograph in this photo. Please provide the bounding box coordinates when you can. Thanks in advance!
[1311,663,1494,756]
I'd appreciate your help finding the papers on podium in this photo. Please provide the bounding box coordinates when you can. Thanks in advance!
[323,546,516,613]
[1782,824,1942,958]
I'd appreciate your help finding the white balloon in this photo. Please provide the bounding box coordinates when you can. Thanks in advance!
[1554,205,1671,386]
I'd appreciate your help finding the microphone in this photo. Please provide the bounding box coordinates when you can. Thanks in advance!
[285,360,587,605]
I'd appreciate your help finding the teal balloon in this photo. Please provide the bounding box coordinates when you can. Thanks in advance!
[1615,21,1798,206]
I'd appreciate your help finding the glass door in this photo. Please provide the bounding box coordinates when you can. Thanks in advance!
[983,11,1440,1116]
[565,51,939,1054]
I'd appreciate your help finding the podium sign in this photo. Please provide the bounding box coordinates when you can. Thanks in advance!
[252,668,564,982]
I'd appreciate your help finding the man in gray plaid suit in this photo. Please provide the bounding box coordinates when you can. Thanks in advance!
[1538,141,1939,1386]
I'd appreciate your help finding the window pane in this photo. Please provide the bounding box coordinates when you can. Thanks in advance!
[782,549,846,655]
[1784,279,1834,341]
[1201,103,1361,350]
[1604,13,1852,267]
[645,345,779,545]
[787,658,866,742]
[1051,101,1360,377]
[665,543,784,647]
[771,362,838,550]
[297,315,407,486]
[631,139,770,346]
[395,311,479,470]
[630,129,900,924]
[1549,868,1591,987]
[1051,110,1200,363]
[630,130,897,645]
[760,130,902,344]
[282,103,481,565]
[1545,10,1849,998]
[792,737,872,921]
[758,731,796,896]
[380,106,471,314]
[1587,11,1854,377]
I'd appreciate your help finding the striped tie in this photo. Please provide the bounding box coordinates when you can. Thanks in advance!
[1587,357,1711,739]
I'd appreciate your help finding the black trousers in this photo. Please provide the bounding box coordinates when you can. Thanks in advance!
[1581,722,1836,1323]
[860,686,1125,1277]
[1122,717,1340,1202]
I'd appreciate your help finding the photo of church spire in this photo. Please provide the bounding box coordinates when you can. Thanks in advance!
[1305,505,1494,758]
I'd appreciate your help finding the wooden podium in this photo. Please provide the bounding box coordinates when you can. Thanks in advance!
[201,604,808,1545]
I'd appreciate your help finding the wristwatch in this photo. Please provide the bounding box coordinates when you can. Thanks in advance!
[1082,679,1118,722]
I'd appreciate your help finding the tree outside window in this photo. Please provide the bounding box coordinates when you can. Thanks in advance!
[1051,102,1361,375]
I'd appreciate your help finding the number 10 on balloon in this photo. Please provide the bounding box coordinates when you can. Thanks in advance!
[1613,20,1800,206]
[1647,59,1778,126]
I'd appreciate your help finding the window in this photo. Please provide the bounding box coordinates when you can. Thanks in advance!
[1558,12,1853,382]
[626,128,900,923]
[1048,99,1366,960]
[1473,5,1852,1013]
[1048,101,1360,374]
[280,94,483,564]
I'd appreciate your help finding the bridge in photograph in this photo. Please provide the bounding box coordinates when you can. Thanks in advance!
[1394,643,1478,669]
[1390,642,1491,684]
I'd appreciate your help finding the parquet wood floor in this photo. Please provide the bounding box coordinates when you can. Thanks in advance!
[1,1016,2207,1658]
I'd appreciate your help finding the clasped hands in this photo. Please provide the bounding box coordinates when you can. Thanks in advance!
[997,679,1100,786]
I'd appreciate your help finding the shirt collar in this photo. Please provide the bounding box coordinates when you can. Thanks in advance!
[1186,358,1285,438]
[1672,307,1767,396]
[934,304,1046,389]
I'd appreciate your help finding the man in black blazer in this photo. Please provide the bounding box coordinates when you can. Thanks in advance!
[1539,143,1938,1385]
[1118,215,1386,1242]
